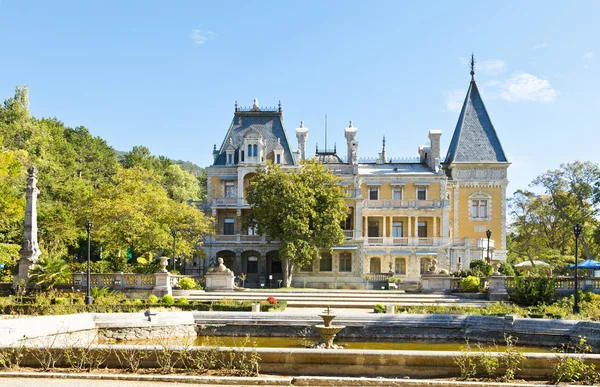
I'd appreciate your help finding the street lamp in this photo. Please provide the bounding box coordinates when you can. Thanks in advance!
[172,229,177,272]
[85,221,93,305]
[573,224,583,314]
[486,229,492,264]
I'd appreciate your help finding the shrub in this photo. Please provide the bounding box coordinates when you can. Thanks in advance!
[148,294,159,304]
[498,261,516,276]
[551,337,599,384]
[178,277,198,290]
[373,304,386,314]
[0,243,19,282]
[267,296,277,305]
[453,342,476,380]
[470,260,493,277]
[459,276,481,292]
[52,297,68,305]
[133,299,144,306]
[175,297,189,305]
[510,276,556,306]
[29,256,71,289]
[161,295,175,305]
[260,300,287,312]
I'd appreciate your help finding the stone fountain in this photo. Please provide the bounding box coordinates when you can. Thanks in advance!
[311,306,346,349]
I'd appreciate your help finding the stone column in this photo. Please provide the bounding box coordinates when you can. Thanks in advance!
[433,216,437,239]
[382,216,386,238]
[14,166,42,288]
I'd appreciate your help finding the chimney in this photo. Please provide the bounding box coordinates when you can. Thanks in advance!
[428,129,442,171]
[344,121,358,165]
[296,121,308,161]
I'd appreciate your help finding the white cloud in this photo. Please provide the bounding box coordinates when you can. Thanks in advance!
[533,42,549,50]
[443,89,466,112]
[190,26,215,45]
[584,52,594,60]
[499,73,557,103]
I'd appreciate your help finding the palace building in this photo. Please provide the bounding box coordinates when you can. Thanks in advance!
[188,67,509,289]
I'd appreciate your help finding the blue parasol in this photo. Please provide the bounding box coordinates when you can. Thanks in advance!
[568,259,600,270]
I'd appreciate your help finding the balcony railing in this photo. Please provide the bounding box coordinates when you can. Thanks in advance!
[364,199,449,209]
[206,235,281,244]
[211,197,249,207]
[362,237,495,247]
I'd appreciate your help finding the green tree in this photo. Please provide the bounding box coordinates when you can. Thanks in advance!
[532,161,600,259]
[91,166,211,262]
[246,159,348,287]
[29,255,71,289]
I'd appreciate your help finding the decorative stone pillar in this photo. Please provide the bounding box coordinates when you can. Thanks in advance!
[488,275,509,301]
[14,166,42,288]
[153,271,172,297]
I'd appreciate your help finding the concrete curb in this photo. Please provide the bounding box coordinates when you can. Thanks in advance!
[0,372,574,386]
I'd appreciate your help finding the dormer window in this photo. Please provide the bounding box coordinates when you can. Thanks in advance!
[225,138,235,166]
[242,130,264,164]
[273,138,284,165]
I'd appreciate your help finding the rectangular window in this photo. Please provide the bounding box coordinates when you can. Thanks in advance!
[418,221,427,237]
[417,187,427,200]
[276,154,281,164]
[228,154,233,164]
[393,187,403,200]
[247,225,258,235]
[339,253,352,272]
[395,258,406,275]
[247,256,258,273]
[368,221,379,237]
[241,151,244,162]
[342,210,353,230]
[224,182,235,198]
[223,218,235,235]
[479,200,487,218]
[369,187,379,200]
[472,200,488,219]
[392,221,403,237]
[320,254,332,272]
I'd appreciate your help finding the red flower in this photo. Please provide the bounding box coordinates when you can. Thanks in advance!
[267,296,277,305]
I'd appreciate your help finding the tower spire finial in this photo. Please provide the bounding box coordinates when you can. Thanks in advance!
[470,53,476,82]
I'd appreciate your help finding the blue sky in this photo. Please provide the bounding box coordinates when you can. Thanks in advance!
[1,1,599,195]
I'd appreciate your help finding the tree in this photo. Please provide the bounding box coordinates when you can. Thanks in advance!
[246,159,348,287]
[532,161,600,259]
[91,166,211,261]
[29,255,71,289]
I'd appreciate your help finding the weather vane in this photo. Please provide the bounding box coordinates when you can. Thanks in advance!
[470,53,476,81]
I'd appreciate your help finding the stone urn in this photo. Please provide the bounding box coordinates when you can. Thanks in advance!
[159,256,169,272]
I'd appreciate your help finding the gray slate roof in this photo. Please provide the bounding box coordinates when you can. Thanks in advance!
[213,109,295,166]
[444,80,508,164]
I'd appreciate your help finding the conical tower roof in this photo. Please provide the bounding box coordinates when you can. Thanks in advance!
[444,75,508,164]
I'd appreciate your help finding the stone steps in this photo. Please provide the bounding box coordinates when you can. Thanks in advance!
[179,290,493,309]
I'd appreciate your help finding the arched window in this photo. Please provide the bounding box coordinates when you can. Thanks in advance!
[253,144,257,157]
[248,144,252,157]
[370,257,381,273]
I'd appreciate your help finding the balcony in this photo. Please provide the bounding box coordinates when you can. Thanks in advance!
[363,237,495,247]
[364,199,449,209]
[211,197,249,208]
[206,235,280,244]
[343,230,361,240]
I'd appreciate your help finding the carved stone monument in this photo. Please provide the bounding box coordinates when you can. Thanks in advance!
[14,166,42,287]
[205,257,234,291]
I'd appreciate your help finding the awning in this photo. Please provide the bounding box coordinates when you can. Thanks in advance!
[365,251,387,255]
[331,245,359,250]
[391,251,412,255]
[217,175,238,180]
[416,251,438,256]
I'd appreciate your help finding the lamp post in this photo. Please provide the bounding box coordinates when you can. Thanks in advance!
[172,229,177,272]
[85,221,93,305]
[573,224,582,314]
[486,230,492,264]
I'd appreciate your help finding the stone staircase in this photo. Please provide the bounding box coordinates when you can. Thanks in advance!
[180,290,494,309]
